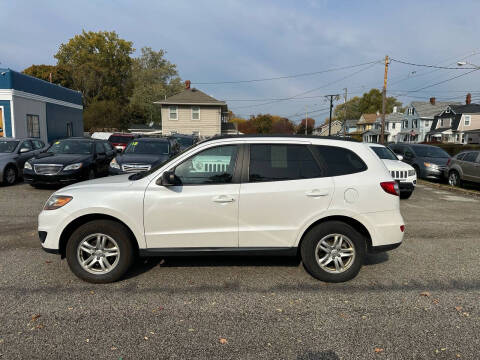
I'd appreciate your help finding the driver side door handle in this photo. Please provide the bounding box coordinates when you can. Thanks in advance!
[212,195,235,203]
[305,189,329,197]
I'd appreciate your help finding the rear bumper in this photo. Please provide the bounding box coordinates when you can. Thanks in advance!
[359,210,405,248]
[369,242,402,253]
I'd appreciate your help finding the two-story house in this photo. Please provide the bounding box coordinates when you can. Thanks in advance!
[427,99,480,144]
[398,98,455,143]
[363,108,403,143]
[155,80,228,137]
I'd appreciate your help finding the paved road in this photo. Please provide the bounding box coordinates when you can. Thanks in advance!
[0,183,479,359]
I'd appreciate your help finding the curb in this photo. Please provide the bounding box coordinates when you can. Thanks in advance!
[417,179,480,197]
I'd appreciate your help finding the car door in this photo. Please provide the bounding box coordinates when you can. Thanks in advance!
[103,141,115,170]
[94,141,108,175]
[17,140,35,169]
[462,152,479,181]
[473,152,480,183]
[144,144,242,248]
[238,142,334,248]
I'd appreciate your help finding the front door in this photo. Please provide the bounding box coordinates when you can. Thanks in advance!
[239,143,334,248]
[144,144,241,248]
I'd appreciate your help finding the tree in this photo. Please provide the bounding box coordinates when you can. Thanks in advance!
[250,114,273,134]
[22,64,71,87]
[296,118,315,134]
[334,89,402,121]
[271,116,295,134]
[83,100,128,130]
[129,47,183,124]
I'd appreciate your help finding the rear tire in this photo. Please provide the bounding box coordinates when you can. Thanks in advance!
[66,220,134,283]
[413,165,421,179]
[400,190,413,199]
[300,221,366,282]
[3,165,17,185]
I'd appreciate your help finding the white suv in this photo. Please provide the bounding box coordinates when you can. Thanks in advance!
[39,136,405,283]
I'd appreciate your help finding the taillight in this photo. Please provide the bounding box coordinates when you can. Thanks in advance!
[400,225,405,232]
[380,181,399,196]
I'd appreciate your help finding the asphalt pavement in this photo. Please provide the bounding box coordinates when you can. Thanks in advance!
[0,182,479,359]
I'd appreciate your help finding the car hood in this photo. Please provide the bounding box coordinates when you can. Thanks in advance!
[58,173,134,192]
[420,156,450,166]
[31,153,91,165]
[116,153,169,166]
[382,159,414,171]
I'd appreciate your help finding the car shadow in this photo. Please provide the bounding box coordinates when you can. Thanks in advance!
[364,252,389,266]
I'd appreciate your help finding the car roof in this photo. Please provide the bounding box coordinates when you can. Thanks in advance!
[202,134,359,143]
[368,143,385,148]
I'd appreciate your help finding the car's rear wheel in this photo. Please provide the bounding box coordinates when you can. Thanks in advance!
[448,170,462,187]
[300,221,366,282]
[3,165,17,185]
[66,220,134,283]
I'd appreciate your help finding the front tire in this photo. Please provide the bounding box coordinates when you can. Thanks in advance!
[3,165,17,185]
[66,220,134,283]
[300,221,366,282]
[448,170,462,187]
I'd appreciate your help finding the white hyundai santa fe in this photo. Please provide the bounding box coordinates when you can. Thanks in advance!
[39,136,405,283]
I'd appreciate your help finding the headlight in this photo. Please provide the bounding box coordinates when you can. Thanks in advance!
[110,158,120,169]
[24,161,32,170]
[408,170,416,177]
[44,195,73,210]
[63,163,83,171]
[424,162,432,168]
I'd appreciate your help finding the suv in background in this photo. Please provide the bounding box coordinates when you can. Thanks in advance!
[108,133,140,152]
[446,151,480,187]
[39,136,404,284]
[369,144,417,199]
[389,143,450,180]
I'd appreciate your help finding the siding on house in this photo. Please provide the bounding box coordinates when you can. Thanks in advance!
[161,105,221,137]
[457,114,480,132]
[45,103,83,142]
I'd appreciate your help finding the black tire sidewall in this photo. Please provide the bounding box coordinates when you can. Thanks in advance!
[66,220,134,283]
[300,221,366,283]
[449,171,461,187]
[3,165,17,185]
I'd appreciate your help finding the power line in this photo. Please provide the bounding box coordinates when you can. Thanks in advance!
[192,60,382,85]
[390,58,476,70]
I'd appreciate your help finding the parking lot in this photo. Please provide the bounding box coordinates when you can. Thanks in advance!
[0,183,479,359]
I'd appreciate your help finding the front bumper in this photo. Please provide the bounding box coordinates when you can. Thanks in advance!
[423,167,446,179]
[24,168,87,185]
[109,167,126,175]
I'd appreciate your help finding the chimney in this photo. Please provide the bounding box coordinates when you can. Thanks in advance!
[430,97,436,105]
[393,106,397,113]
[185,80,191,89]
[466,93,472,105]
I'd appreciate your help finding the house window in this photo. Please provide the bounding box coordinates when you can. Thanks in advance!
[191,106,200,120]
[412,119,418,128]
[392,122,395,129]
[462,133,465,143]
[465,115,471,126]
[26,115,40,138]
[424,121,429,128]
[169,106,178,120]
[440,118,444,127]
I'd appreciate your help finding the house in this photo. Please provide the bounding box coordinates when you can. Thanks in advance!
[0,68,83,143]
[312,119,343,136]
[363,109,403,143]
[398,98,456,143]
[426,97,480,143]
[356,113,378,133]
[340,119,358,134]
[155,80,229,137]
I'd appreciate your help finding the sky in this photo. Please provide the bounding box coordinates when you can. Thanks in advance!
[2,0,480,123]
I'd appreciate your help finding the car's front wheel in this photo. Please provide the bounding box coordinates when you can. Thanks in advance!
[66,220,134,283]
[300,221,366,282]
[448,170,462,187]
[3,165,17,185]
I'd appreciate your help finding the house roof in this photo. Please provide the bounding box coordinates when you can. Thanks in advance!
[343,119,358,127]
[449,103,480,114]
[426,127,452,135]
[357,113,377,124]
[385,112,404,122]
[155,88,226,106]
[363,129,390,135]
[411,101,458,118]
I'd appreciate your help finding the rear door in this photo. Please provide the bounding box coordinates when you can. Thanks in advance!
[94,141,108,175]
[474,152,480,183]
[238,142,334,248]
[462,152,478,181]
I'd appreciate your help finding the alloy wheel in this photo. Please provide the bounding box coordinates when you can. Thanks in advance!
[5,167,16,184]
[448,172,459,186]
[315,234,356,274]
[77,233,120,275]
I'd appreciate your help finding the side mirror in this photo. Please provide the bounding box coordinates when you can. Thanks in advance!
[19,148,30,153]
[157,170,178,186]
[396,154,404,161]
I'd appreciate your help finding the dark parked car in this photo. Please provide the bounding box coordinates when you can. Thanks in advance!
[169,134,198,151]
[108,133,140,152]
[109,137,179,175]
[388,143,450,180]
[0,138,47,185]
[445,151,480,187]
[23,137,115,186]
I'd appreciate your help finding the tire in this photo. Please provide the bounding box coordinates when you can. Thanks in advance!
[448,170,462,187]
[3,165,17,186]
[300,221,366,283]
[66,220,134,283]
[412,165,421,179]
[400,190,413,199]
[87,168,96,180]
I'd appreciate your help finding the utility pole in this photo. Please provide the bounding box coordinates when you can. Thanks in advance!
[305,105,308,135]
[380,55,389,144]
[325,94,339,136]
[343,88,347,137]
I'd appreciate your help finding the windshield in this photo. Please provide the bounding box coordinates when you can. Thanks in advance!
[125,141,169,155]
[174,137,194,147]
[0,140,19,153]
[48,140,93,155]
[109,135,133,143]
[413,146,449,158]
[370,146,398,160]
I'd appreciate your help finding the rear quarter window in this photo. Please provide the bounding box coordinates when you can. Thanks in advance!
[311,145,367,177]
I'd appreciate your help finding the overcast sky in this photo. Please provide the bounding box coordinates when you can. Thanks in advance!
[2,0,480,122]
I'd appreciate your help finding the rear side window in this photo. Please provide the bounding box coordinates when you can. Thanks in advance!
[32,140,45,149]
[249,144,322,182]
[463,152,479,162]
[456,153,466,161]
[311,145,367,177]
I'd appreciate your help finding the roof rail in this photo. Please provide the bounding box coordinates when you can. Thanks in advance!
[201,134,360,143]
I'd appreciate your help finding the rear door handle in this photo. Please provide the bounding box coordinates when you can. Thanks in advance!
[212,195,235,203]
[305,189,329,197]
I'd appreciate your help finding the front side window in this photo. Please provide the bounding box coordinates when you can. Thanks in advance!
[0,140,19,153]
[32,140,45,150]
[20,140,33,152]
[192,106,200,120]
[26,115,40,138]
[169,106,178,120]
[95,142,105,154]
[463,152,479,163]
[311,145,367,177]
[465,115,471,126]
[175,145,238,185]
[249,144,322,182]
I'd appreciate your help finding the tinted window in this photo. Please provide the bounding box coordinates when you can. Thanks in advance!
[103,142,113,153]
[370,146,398,160]
[174,137,194,147]
[456,153,466,161]
[389,145,404,155]
[109,135,134,143]
[463,152,479,163]
[95,142,105,154]
[311,145,367,177]
[125,141,170,155]
[0,140,19,153]
[175,145,238,185]
[32,140,45,150]
[48,140,93,155]
[249,144,322,182]
[20,141,33,151]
